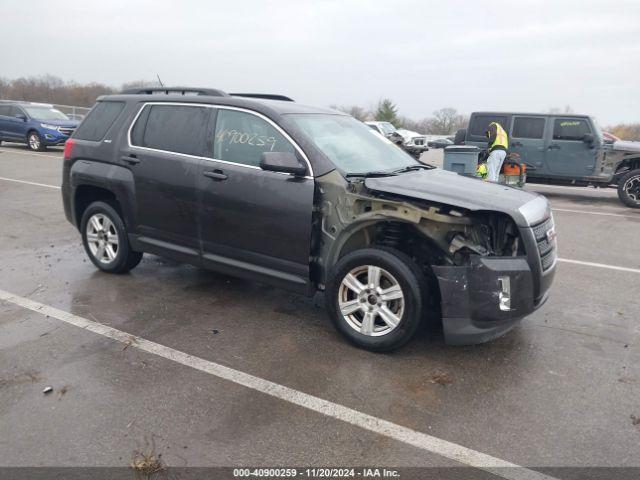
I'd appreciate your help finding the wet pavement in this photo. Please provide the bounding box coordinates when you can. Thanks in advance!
[1,144,639,475]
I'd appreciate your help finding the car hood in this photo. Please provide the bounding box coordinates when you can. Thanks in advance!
[612,140,640,153]
[364,169,550,227]
[34,118,80,128]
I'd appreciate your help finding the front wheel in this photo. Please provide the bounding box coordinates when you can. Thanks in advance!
[80,201,143,273]
[617,169,640,208]
[27,131,46,151]
[326,247,429,352]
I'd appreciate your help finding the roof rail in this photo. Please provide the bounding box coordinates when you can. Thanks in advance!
[120,87,229,97]
[230,93,294,102]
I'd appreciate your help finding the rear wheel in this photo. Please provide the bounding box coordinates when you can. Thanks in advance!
[80,201,143,273]
[326,247,429,352]
[27,131,46,151]
[617,169,640,208]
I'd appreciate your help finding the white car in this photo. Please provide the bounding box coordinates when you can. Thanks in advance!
[365,122,428,155]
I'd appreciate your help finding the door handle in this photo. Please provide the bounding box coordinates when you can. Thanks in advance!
[512,141,523,147]
[121,154,140,165]
[547,144,561,150]
[203,170,228,181]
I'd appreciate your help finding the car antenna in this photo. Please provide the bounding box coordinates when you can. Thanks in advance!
[156,74,164,87]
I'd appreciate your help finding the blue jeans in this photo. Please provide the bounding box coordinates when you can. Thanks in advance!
[487,150,507,182]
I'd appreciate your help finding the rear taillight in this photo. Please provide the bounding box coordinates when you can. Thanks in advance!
[63,139,75,160]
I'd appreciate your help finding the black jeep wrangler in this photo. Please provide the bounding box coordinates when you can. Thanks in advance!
[62,88,556,351]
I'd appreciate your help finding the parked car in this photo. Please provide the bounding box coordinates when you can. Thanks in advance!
[428,138,454,149]
[366,121,428,158]
[0,101,80,151]
[456,112,640,208]
[62,88,556,351]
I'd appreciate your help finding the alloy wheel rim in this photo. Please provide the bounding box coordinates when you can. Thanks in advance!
[29,134,40,150]
[86,213,119,264]
[338,265,405,337]
[624,175,640,203]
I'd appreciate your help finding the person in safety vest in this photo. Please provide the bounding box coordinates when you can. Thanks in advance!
[484,122,509,182]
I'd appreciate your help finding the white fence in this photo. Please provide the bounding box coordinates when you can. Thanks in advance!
[0,99,91,120]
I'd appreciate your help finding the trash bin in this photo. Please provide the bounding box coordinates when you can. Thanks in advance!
[443,146,480,175]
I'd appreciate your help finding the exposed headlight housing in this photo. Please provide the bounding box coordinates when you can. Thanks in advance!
[40,123,60,131]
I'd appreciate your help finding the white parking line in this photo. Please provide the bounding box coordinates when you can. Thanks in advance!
[0,288,556,480]
[553,208,639,219]
[0,176,61,189]
[558,258,640,274]
[0,148,62,159]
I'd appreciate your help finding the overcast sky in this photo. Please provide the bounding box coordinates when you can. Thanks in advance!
[3,0,640,124]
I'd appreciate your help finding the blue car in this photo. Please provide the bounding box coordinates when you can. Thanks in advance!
[0,102,80,151]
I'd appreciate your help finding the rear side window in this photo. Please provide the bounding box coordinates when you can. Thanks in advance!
[131,104,209,156]
[74,101,125,141]
[469,115,508,136]
[553,119,591,141]
[212,109,295,167]
[512,117,546,139]
[0,105,11,116]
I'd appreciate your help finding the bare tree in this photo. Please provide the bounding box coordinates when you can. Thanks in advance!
[606,123,640,141]
[330,105,371,121]
[548,105,574,114]
[0,75,114,106]
[423,108,468,134]
[121,79,162,91]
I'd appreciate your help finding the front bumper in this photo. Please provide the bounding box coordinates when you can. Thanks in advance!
[405,144,429,153]
[433,256,551,345]
[41,129,71,145]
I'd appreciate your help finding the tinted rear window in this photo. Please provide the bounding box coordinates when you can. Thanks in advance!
[512,117,546,139]
[469,115,508,136]
[131,104,209,156]
[0,105,11,116]
[74,101,125,141]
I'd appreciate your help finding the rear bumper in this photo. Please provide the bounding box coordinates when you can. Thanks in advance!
[433,256,553,345]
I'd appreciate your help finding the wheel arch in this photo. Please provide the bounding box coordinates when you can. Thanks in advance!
[69,161,137,231]
[614,156,640,182]
[74,185,121,229]
[322,218,444,283]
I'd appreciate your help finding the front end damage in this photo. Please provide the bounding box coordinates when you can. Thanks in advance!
[314,170,556,345]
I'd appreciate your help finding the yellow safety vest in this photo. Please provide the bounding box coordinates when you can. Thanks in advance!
[488,122,509,151]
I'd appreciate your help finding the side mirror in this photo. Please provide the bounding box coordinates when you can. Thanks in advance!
[260,152,307,176]
[14,113,27,121]
[582,133,594,145]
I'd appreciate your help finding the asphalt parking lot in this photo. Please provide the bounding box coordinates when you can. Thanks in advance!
[1,144,639,479]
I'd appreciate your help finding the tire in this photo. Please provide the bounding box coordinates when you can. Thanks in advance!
[80,201,143,273]
[617,169,640,208]
[27,131,46,151]
[326,247,429,352]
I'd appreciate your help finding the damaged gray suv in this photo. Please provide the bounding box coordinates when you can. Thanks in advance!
[62,87,556,351]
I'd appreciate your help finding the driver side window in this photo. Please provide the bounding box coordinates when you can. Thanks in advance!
[553,119,591,141]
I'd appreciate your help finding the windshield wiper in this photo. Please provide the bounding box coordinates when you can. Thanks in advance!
[392,164,434,174]
[345,170,398,178]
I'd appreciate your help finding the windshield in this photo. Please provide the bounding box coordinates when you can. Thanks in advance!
[590,117,604,143]
[288,114,417,174]
[23,106,69,121]
[378,122,396,135]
